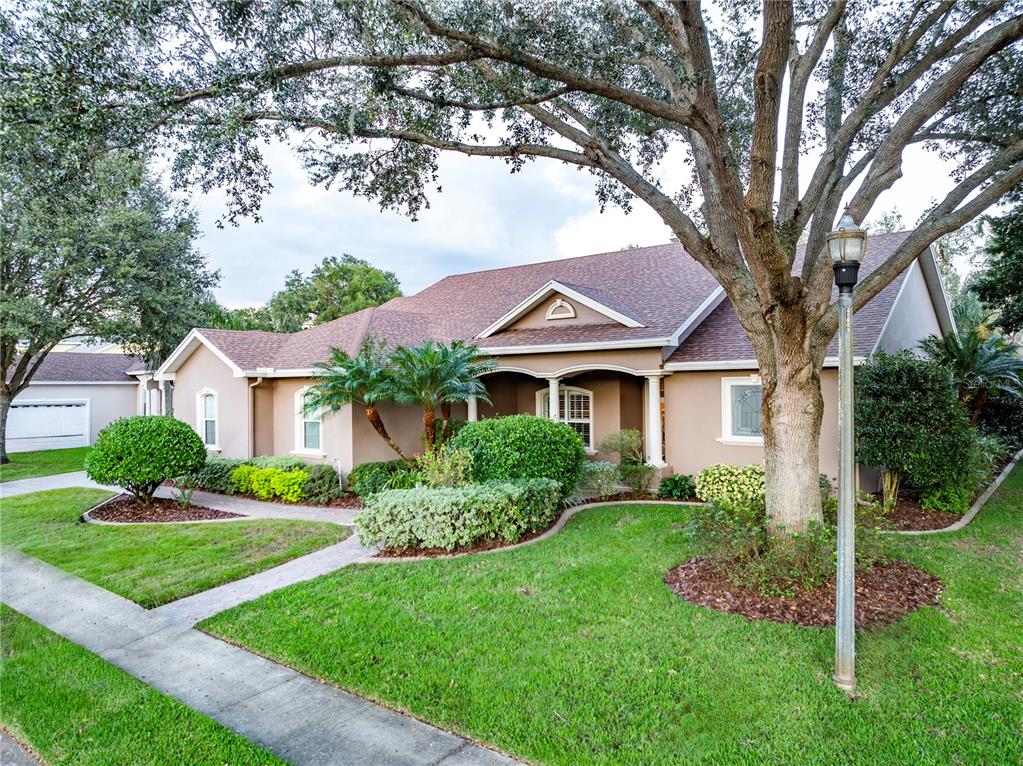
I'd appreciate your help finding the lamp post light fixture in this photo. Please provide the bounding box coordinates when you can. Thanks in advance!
[827,211,867,694]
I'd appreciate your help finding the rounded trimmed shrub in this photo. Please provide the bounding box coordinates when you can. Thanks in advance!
[450,414,585,500]
[695,463,765,509]
[86,416,206,503]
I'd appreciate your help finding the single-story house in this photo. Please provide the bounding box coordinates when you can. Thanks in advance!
[5,353,160,452]
[156,230,951,482]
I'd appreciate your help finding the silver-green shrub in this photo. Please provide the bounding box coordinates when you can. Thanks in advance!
[355,478,560,551]
[694,464,765,509]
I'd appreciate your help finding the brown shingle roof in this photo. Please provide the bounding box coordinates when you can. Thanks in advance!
[666,231,916,363]
[193,231,927,370]
[16,352,142,383]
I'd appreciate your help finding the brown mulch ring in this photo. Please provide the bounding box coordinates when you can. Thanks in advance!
[664,556,943,629]
[228,492,364,509]
[89,494,243,523]
[880,495,962,531]
[591,492,669,502]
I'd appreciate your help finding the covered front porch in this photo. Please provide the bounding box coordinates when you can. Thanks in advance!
[468,363,666,467]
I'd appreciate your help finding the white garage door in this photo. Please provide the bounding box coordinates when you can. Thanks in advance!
[6,401,88,452]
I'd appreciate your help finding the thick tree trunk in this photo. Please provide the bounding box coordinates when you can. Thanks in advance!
[0,387,10,465]
[439,401,452,444]
[363,404,409,461]
[760,358,825,534]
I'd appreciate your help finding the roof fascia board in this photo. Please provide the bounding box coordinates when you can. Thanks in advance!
[22,381,138,386]
[669,286,726,348]
[664,356,866,371]
[917,245,955,336]
[476,280,644,339]
[481,336,671,355]
[155,329,245,380]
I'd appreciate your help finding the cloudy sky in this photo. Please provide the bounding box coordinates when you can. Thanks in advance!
[192,136,976,309]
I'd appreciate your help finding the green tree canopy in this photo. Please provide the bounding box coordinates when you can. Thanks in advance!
[972,204,1023,335]
[0,151,218,460]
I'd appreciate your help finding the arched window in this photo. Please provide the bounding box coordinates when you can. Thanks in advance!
[196,389,218,449]
[294,387,324,455]
[720,376,763,443]
[537,386,593,450]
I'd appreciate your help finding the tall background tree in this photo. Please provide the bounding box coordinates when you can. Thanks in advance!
[6,0,1023,529]
[972,202,1023,336]
[0,151,218,460]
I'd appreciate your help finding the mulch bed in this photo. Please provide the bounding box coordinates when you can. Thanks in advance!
[228,491,364,509]
[664,556,943,629]
[89,494,243,523]
[590,492,669,502]
[881,495,962,531]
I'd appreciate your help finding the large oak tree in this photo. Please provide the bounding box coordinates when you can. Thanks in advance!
[6,0,1022,529]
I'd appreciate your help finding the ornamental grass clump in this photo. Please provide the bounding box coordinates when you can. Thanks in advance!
[86,416,206,504]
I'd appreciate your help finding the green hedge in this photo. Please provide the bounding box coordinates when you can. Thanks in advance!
[86,416,206,503]
[347,459,414,497]
[450,415,585,500]
[355,478,561,551]
[230,465,310,502]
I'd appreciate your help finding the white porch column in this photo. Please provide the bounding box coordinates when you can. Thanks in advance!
[547,377,561,420]
[467,394,478,422]
[645,374,666,467]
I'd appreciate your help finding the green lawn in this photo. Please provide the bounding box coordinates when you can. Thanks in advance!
[0,447,90,483]
[202,466,1023,766]
[0,605,283,765]
[1,488,350,607]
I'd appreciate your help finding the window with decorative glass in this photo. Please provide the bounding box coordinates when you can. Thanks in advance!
[538,386,593,450]
[721,377,763,442]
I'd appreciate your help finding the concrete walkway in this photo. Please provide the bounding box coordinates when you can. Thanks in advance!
[0,471,359,526]
[0,732,41,766]
[151,535,375,625]
[0,548,518,765]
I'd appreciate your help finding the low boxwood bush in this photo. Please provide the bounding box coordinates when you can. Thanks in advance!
[270,469,310,503]
[187,456,248,495]
[355,478,560,551]
[450,415,585,501]
[695,464,765,509]
[304,464,345,504]
[619,462,656,494]
[570,461,620,501]
[231,465,310,502]
[348,459,414,497]
[230,464,260,495]
[86,416,206,503]
[659,474,695,500]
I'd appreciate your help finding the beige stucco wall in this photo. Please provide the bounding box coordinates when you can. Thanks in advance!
[170,344,251,458]
[508,294,617,329]
[876,261,942,355]
[492,348,663,377]
[663,369,844,484]
[13,383,138,443]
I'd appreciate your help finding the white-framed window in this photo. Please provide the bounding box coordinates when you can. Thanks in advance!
[720,376,764,444]
[537,386,593,450]
[196,388,219,449]
[294,387,324,455]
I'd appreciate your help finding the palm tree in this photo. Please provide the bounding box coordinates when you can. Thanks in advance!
[388,340,495,450]
[921,296,1023,424]
[304,338,410,461]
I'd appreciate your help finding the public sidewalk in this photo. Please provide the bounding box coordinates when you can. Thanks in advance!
[0,549,518,766]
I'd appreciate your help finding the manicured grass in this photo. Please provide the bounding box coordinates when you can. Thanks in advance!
[2,488,350,607]
[0,447,90,483]
[0,605,283,765]
[203,466,1023,766]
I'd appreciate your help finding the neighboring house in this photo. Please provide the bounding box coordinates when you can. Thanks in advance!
[50,335,126,354]
[156,231,952,483]
[5,353,160,453]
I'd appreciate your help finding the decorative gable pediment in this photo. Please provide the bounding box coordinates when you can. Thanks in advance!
[476,280,645,338]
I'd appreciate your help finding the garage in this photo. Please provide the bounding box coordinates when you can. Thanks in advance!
[6,400,89,453]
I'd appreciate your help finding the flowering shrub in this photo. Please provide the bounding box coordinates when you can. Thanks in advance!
[694,464,765,509]
[355,478,560,551]
[570,461,620,501]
